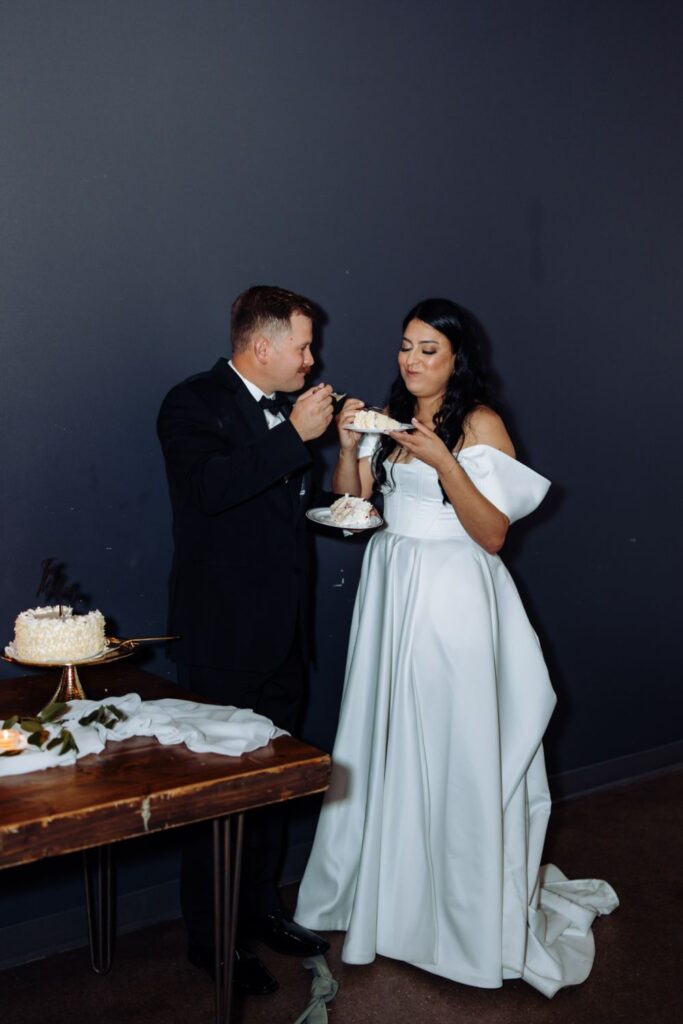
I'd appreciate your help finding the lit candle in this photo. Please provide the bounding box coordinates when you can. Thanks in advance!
[0,729,27,754]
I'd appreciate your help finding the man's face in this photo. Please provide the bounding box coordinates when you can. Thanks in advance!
[268,313,315,392]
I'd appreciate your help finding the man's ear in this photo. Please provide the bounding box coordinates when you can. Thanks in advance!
[253,334,271,366]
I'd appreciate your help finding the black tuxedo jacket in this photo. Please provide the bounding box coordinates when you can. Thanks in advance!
[157,359,315,672]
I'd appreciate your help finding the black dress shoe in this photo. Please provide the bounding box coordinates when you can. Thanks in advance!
[234,948,279,995]
[258,912,330,957]
[187,944,278,995]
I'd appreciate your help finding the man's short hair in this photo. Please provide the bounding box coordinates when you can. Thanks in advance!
[231,285,317,353]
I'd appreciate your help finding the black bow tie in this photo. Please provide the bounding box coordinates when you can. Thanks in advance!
[259,395,289,416]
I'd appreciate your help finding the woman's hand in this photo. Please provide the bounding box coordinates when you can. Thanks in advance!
[336,398,365,450]
[332,398,370,496]
[388,417,452,472]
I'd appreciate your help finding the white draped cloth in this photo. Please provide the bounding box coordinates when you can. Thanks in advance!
[295,444,618,997]
[0,694,286,777]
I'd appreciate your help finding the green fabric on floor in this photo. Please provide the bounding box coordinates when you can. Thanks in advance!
[290,955,339,1024]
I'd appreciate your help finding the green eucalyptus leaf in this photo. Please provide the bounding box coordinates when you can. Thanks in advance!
[79,710,99,727]
[47,736,62,750]
[58,728,79,756]
[39,702,68,723]
[20,718,43,734]
[2,715,19,730]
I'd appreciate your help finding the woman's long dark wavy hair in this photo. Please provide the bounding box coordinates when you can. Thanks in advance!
[372,298,495,501]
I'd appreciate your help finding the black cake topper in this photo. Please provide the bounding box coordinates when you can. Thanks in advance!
[36,559,88,616]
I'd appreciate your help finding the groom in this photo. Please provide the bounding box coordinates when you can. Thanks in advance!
[157,285,333,995]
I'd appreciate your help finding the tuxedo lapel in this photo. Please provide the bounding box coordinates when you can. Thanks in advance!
[297,466,312,510]
[235,384,270,437]
[210,360,300,518]
[277,395,309,518]
[210,359,269,439]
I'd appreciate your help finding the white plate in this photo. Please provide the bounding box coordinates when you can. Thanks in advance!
[344,424,413,434]
[306,508,383,531]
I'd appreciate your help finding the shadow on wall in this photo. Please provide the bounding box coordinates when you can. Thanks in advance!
[473,307,572,776]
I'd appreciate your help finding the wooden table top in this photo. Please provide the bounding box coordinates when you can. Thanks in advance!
[0,664,330,870]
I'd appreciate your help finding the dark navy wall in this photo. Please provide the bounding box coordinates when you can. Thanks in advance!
[1,0,681,950]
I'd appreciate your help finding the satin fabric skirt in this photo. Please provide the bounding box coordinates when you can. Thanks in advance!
[296,529,618,996]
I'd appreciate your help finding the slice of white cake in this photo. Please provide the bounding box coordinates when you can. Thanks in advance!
[7,606,106,663]
[329,495,377,529]
[351,409,402,431]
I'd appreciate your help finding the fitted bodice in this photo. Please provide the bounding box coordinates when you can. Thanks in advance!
[376,444,551,540]
[382,460,470,539]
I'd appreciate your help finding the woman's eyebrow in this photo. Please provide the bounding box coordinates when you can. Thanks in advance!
[402,336,440,345]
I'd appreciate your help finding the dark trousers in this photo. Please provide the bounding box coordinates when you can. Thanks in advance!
[178,632,306,949]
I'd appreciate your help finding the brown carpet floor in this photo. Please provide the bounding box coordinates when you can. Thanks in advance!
[2,769,682,1024]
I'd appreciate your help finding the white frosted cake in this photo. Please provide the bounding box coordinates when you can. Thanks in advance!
[7,606,106,663]
[329,495,377,528]
[351,409,402,431]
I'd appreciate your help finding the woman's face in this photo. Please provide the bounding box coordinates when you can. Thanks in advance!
[398,319,456,400]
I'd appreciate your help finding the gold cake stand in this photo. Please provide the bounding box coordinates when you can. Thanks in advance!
[2,636,177,707]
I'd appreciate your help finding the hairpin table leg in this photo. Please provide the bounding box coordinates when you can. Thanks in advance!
[212,813,244,1024]
[83,845,114,974]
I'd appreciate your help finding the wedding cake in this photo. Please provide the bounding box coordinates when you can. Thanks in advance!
[329,495,377,528]
[351,409,402,431]
[7,606,106,663]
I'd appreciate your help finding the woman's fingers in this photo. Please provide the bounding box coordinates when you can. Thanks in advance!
[337,398,364,423]
[387,420,432,448]
[388,423,448,469]
[342,397,365,413]
[410,417,435,436]
[338,397,366,448]
[388,430,418,452]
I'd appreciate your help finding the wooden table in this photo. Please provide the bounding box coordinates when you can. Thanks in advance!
[0,664,331,1023]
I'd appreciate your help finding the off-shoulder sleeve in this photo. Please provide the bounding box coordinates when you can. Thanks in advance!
[357,433,380,459]
[456,444,550,523]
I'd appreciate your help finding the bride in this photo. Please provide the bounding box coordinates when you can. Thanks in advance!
[295,298,618,997]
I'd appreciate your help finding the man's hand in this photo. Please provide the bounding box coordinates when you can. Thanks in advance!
[289,384,334,442]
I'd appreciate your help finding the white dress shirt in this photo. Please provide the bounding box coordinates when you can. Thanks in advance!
[228,359,284,430]
[228,360,305,496]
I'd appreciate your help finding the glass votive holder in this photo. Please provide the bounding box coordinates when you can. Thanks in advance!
[0,729,28,755]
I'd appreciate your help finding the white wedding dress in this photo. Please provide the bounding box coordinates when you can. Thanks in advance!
[296,444,618,998]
